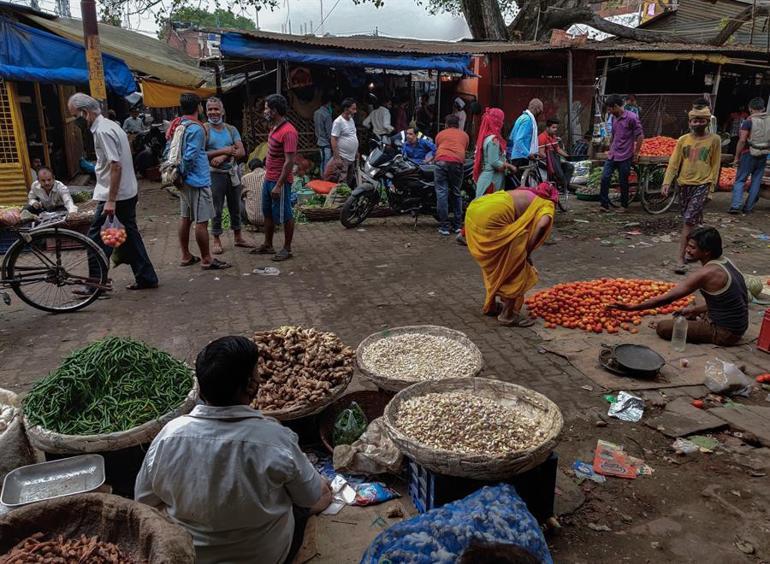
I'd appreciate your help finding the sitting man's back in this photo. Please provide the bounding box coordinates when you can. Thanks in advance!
[135,336,330,564]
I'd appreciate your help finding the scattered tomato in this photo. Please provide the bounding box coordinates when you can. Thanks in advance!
[691,399,705,409]
[756,373,770,383]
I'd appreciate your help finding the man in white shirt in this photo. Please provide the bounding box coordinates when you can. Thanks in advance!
[135,336,332,564]
[23,167,78,219]
[330,98,359,187]
[363,96,394,142]
[453,97,467,133]
[67,93,158,292]
[122,107,146,135]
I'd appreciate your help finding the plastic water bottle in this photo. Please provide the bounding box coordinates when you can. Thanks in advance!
[671,315,688,353]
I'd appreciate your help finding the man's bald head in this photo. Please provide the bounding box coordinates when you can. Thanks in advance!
[528,99,544,116]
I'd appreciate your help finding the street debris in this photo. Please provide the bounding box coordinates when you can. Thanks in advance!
[572,460,606,483]
[607,391,645,422]
[593,440,654,479]
[253,266,280,276]
[704,358,753,397]
[672,438,699,454]
[587,522,611,532]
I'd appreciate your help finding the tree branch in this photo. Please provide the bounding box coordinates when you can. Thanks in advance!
[584,13,697,43]
[709,4,768,45]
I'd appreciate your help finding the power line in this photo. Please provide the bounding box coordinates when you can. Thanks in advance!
[312,0,342,34]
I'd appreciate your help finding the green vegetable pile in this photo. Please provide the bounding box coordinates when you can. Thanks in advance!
[23,337,193,435]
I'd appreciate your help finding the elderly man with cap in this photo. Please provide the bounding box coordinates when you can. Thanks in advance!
[453,97,467,133]
[661,106,722,274]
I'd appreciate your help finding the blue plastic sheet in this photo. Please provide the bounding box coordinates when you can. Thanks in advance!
[0,17,137,95]
[220,32,474,75]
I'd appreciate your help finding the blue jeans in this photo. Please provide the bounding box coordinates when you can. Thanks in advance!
[600,158,632,208]
[262,180,293,225]
[730,153,767,211]
[88,196,158,287]
[434,161,464,230]
[319,146,332,175]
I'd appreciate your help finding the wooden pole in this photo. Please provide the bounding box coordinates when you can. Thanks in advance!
[33,83,51,168]
[276,61,282,94]
[436,72,441,134]
[711,64,722,114]
[567,49,574,151]
[215,65,223,97]
[80,0,107,109]
[750,0,757,43]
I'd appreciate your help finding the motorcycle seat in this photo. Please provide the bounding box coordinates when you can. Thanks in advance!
[419,164,435,179]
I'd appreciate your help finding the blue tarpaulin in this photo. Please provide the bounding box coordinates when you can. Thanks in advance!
[220,32,474,75]
[0,17,137,95]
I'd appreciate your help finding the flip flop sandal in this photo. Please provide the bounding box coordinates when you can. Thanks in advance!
[202,259,232,270]
[212,245,224,255]
[498,314,536,328]
[250,245,275,255]
[180,256,201,267]
[126,283,158,290]
[234,241,252,248]
[272,249,293,262]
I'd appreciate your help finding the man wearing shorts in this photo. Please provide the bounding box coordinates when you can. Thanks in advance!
[662,107,721,274]
[253,94,297,262]
[177,93,229,270]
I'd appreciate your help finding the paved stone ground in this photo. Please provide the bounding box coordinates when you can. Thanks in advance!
[1,184,769,562]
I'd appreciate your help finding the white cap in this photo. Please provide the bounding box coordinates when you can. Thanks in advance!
[454,97,465,109]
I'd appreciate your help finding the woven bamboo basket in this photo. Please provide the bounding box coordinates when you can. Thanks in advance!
[383,377,563,480]
[356,325,484,392]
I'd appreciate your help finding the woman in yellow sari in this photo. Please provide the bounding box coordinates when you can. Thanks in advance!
[466,183,558,326]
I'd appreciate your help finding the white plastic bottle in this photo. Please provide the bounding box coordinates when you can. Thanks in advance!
[671,315,688,353]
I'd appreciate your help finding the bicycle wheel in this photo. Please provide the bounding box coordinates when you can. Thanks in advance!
[641,164,676,214]
[3,228,109,313]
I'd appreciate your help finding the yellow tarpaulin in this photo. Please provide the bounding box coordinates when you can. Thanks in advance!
[141,80,217,109]
[623,52,730,65]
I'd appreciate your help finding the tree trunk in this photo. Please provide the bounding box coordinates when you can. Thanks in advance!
[459,0,509,40]
[709,5,768,45]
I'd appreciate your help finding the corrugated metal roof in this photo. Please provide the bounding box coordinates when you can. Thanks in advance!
[220,30,767,58]
[642,0,770,48]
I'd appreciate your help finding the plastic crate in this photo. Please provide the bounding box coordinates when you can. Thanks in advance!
[407,453,558,523]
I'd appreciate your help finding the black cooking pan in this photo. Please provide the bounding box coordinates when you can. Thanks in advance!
[601,344,665,376]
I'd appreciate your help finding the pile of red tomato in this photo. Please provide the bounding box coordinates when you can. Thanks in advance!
[526,278,693,334]
[718,167,737,191]
[640,136,678,157]
[100,226,127,248]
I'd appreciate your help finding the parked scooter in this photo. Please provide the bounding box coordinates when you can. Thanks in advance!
[339,138,475,229]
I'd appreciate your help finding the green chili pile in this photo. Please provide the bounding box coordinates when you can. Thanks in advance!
[23,337,193,435]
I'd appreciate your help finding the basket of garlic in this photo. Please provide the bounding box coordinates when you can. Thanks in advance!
[383,378,563,480]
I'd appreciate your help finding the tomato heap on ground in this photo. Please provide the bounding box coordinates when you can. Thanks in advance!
[718,168,736,191]
[526,278,693,334]
[639,136,678,157]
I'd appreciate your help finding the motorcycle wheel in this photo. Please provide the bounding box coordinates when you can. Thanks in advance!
[340,191,377,228]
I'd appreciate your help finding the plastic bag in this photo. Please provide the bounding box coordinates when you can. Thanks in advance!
[353,482,400,506]
[704,358,753,397]
[333,417,403,475]
[333,401,367,447]
[100,215,127,248]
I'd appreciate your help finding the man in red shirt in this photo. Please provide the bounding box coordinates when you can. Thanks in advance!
[538,117,573,193]
[434,114,470,236]
[254,94,298,262]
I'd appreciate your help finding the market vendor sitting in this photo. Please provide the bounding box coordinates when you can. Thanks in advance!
[402,127,436,163]
[135,336,332,564]
[21,167,78,220]
[612,227,748,346]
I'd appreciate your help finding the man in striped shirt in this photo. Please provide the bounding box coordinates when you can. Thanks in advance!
[253,94,297,262]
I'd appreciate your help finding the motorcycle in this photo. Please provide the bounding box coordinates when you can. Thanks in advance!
[131,124,166,177]
[339,139,476,229]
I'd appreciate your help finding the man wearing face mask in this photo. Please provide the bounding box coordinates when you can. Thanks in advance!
[661,107,721,275]
[204,97,248,255]
[67,93,158,292]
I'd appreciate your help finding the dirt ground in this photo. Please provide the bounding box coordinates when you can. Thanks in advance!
[1,184,769,563]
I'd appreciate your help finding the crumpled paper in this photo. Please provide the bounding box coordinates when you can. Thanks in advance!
[321,474,357,515]
[608,391,645,422]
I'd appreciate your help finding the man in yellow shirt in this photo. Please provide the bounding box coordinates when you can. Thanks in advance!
[662,108,721,274]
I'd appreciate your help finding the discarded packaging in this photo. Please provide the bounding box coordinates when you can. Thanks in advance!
[704,358,753,397]
[572,460,606,483]
[322,474,357,515]
[253,266,280,276]
[593,440,654,479]
[608,391,645,422]
[672,438,699,454]
[688,435,719,452]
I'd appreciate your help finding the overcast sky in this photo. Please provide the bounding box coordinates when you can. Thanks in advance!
[52,0,471,40]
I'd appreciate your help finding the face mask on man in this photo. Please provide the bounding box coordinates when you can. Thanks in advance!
[208,116,223,125]
[73,112,88,131]
[691,124,707,135]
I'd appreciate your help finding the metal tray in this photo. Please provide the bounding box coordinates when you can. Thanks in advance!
[1,454,105,507]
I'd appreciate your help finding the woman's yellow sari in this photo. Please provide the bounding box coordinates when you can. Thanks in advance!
[465,191,555,314]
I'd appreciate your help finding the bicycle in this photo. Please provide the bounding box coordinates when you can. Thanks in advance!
[515,157,568,212]
[603,161,676,214]
[1,212,110,313]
